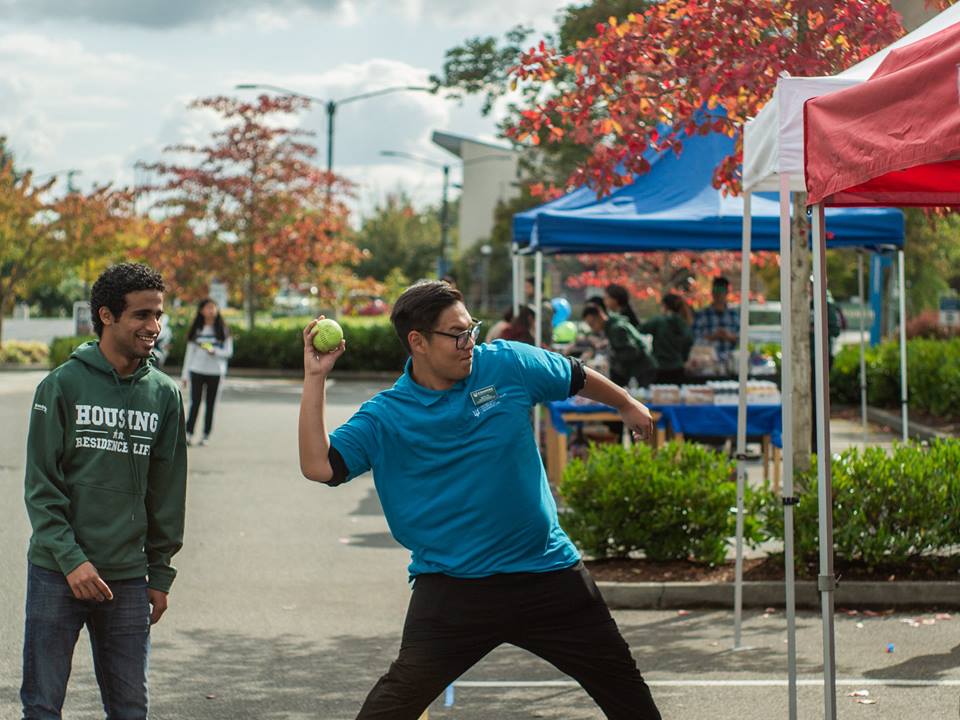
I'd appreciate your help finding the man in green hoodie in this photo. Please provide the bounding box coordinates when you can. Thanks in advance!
[22,263,188,719]
[582,304,658,387]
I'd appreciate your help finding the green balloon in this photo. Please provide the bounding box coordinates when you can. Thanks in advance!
[552,320,577,344]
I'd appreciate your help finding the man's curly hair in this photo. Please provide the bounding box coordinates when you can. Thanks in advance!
[90,263,165,337]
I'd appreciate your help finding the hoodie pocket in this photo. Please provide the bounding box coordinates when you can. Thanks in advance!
[69,483,144,571]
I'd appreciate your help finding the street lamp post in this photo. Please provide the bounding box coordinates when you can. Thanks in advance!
[380,151,451,277]
[380,151,515,279]
[235,83,432,176]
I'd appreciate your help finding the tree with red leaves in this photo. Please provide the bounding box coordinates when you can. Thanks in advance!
[139,95,361,329]
[507,0,905,197]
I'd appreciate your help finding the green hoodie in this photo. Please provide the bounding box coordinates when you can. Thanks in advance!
[24,341,187,592]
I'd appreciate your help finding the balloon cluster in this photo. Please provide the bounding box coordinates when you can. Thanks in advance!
[550,297,576,344]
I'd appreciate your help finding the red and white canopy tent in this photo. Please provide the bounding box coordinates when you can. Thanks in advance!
[802,21,960,720]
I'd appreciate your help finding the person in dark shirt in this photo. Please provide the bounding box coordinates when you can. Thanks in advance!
[582,304,657,387]
[638,293,694,384]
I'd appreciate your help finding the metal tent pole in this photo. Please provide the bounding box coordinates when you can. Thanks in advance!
[858,252,868,446]
[533,251,543,449]
[512,245,521,316]
[779,174,798,720]
[733,191,752,649]
[811,203,838,720]
[898,250,909,442]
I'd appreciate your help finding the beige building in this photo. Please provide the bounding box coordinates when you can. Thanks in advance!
[892,0,940,30]
[432,131,520,253]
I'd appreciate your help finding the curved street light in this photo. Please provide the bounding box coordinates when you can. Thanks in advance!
[235,83,432,175]
[379,150,516,279]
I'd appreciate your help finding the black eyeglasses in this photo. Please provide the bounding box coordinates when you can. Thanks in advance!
[429,320,482,350]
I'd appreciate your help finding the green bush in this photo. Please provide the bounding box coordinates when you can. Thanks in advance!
[58,317,408,373]
[0,340,49,365]
[754,440,960,567]
[559,441,757,565]
[49,336,96,368]
[831,338,960,419]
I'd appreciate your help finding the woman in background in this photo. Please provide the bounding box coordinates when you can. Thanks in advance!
[604,284,641,329]
[181,298,233,446]
[638,293,693,385]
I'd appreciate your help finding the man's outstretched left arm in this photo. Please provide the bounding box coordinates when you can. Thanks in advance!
[576,367,655,441]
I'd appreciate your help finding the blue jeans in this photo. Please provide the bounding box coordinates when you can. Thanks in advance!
[21,562,151,719]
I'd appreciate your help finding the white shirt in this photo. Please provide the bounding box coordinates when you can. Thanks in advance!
[181,325,233,378]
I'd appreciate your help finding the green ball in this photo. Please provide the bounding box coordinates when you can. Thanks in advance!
[552,320,577,344]
[312,318,344,352]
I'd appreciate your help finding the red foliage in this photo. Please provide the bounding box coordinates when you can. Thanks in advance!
[566,251,775,306]
[137,95,363,320]
[507,0,906,197]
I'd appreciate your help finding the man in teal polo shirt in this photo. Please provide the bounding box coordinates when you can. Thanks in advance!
[298,280,661,720]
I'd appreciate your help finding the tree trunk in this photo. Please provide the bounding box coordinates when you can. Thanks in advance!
[245,237,256,331]
[790,193,813,473]
[0,291,7,350]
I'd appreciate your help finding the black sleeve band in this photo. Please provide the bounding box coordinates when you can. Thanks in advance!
[327,446,349,487]
[568,356,586,397]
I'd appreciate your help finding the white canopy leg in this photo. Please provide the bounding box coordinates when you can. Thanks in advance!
[858,251,868,446]
[812,203,838,720]
[898,249,909,442]
[779,175,798,720]
[733,192,752,649]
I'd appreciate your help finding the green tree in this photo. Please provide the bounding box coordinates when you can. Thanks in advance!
[903,209,960,314]
[0,141,58,345]
[352,194,445,282]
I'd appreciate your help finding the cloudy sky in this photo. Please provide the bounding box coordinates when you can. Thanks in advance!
[0,0,568,215]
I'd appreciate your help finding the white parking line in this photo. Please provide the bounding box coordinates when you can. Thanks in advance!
[453,678,960,688]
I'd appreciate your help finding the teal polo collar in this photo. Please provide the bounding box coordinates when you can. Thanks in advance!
[398,356,469,407]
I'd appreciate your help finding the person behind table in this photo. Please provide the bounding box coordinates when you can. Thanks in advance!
[298,280,661,720]
[692,276,739,357]
[638,293,694,384]
[603,283,641,329]
[21,262,187,719]
[180,298,233,446]
[582,303,657,387]
[498,303,537,345]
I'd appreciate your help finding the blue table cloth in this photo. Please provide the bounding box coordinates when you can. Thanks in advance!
[546,400,783,448]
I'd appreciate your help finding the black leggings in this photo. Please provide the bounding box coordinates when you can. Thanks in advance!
[186,372,221,437]
[356,562,661,719]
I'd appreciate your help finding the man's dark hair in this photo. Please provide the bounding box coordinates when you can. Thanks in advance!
[390,280,464,353]
[662,293,684,313]
[712,276,730,289]
[582,305,602,320]
[90,263,165,337]
[585,294,607,312]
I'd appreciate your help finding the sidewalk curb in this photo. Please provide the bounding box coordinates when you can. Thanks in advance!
[598,580,960,610]
[867,406,956,441]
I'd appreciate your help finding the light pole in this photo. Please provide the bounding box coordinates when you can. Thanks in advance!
[380,151,451,277]
[380,151,516,279]
[235,83,432,176]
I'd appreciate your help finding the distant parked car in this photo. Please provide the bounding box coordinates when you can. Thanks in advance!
[344,294,389,317]
[730,301,782,345]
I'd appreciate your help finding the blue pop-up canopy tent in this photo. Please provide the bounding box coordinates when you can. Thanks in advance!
[511,128,905,664]
[512,130,903,253]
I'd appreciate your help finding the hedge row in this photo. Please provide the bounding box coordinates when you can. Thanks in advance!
[0,340,49,365]
[559,438,960,569]
[559,442,756,565]
[830,338,960,419]
[752,441,960,567]
[49,319,409,373]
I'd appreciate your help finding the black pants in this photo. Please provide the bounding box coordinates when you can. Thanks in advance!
[186,372,221,437]
[356,562,660,720]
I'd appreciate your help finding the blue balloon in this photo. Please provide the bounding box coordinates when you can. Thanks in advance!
[550,297,571,326]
